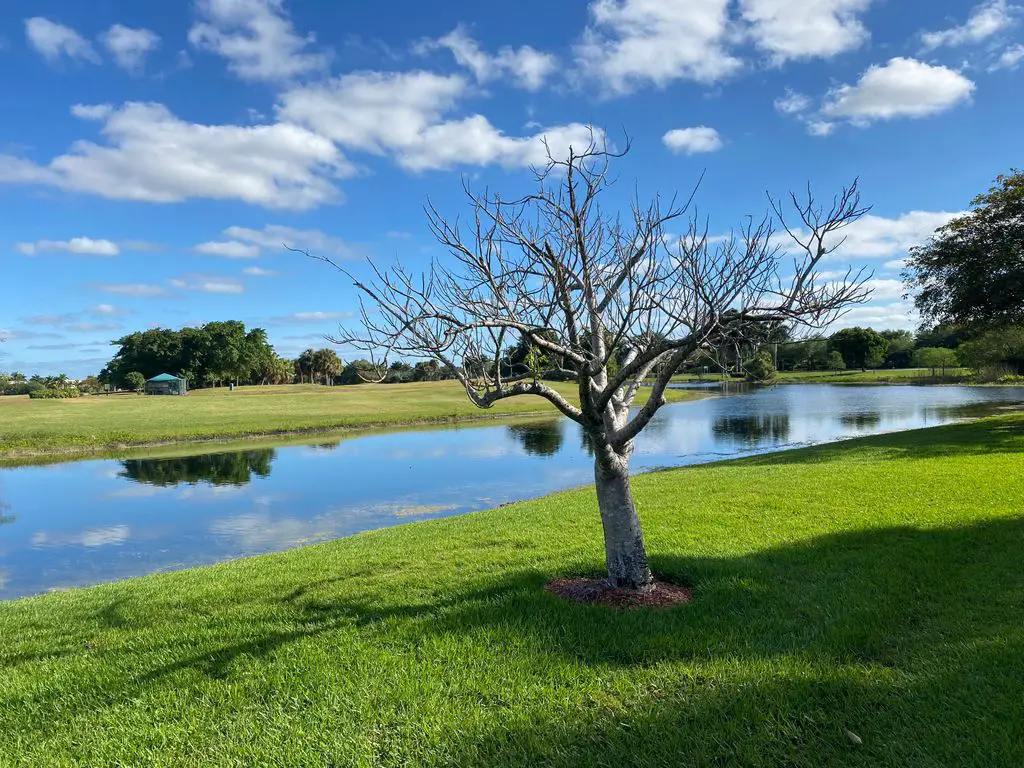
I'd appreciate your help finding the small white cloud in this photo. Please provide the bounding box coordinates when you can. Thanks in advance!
[822,57,975,124]
[243,266,278,276]
[15,237,120,256]
[663,126,724,155]
[806,120,836,137]
[780,210,962,260]
[883,258,907,271]
[990,43,1024,70]
[291,311,346,321]
[194,240,261,258]
[101,24,161,73]
[223,224,358,258]
[774,88,812,115]
[921,0,1019,50]
[189,0,330,82]
[96,283,170,297]
[170,276,245,294]
[25,17,100,64]
[829,301,919,331]
[421,26,558,90]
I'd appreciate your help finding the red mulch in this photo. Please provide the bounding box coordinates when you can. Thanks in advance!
[545,577,692,610]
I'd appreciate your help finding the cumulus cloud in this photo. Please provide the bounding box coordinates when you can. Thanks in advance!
[101,24,161,73]
[25,18,100,64]
[662,126,724,154]
[243,266,278,276]
[574,0,741,93]
[15,237,119,256]
[821,58,975,124]
[194,240,261,258]
[774,88,812,115]
[921,0,1019,50]
[0,102,352,210]
[420,26,558,90]
[829,301,919,331]
[784,210,962,260]
[278,70,602,172]
[739,0,872,62]
[189,0,329,82]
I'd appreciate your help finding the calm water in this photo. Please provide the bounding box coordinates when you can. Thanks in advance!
[1,384,1022,600]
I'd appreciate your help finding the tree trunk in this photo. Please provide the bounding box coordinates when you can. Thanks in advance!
[594,452,654,590]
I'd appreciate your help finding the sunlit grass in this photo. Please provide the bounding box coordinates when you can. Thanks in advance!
[2,414,1022,766]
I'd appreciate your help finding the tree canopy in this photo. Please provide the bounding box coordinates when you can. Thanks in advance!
[829,327,889,370]
[904,170,1024,328]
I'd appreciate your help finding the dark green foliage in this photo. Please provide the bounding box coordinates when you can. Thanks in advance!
[118,449,275,487]
[338,359,384,384]
[881,330,915,368]
[911,347,959,377]
[102,322,277,389]
[905,170,1024,327]
[27,388,81,399]
[829,327,890,370]
[385,361,414,384]
[825,351,846,371]
[957,326,1024,377]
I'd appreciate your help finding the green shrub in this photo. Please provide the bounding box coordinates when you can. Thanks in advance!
[28,388,81,399]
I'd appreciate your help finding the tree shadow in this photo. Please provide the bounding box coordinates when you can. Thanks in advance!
[4,518,1023,764]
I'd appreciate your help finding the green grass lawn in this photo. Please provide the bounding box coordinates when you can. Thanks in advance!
[0,381,697,463]
[2,415,1022,766]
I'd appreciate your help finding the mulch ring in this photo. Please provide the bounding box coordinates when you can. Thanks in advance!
[546,577,692,610]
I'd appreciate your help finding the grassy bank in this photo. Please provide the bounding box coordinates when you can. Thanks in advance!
[0,381,698,464]
[672,367,974,385]
[2,415,1022,766]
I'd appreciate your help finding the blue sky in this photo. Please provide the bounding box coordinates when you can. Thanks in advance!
[0,0,1021,377]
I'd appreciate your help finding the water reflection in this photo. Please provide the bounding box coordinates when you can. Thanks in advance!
[507,421,564,456]
[2,384,1022,599]
[713,414,791,445]
[118,449,276,487]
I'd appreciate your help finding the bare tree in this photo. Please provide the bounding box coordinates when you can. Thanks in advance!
[308,140,871,590]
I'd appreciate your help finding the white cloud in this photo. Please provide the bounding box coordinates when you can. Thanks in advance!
[740,0,871,62]
[774,88,811,115]
[278,70,602,172]
[858,278,905,301]
[15,237,120,256]
[829,301,919,331]
[25,18,100,64]
[169,276,245,294]
[91,304,131,316]
[574,0,741,93]
[101,24,161,73]
[189,0,329,82]
[806,120,836,136]
[922,0,1019,50]
[194,240,261,258]
[422,26,558,90]
[0,102,352,210]
[31,525,130,548]
[662,126,724,154]
[786,210,962,260]
[822,58,975,124]
[224,224,358,258]
[96,283,170,297]
[243,266,278,276]
[883,258,907,271]
[990,43,1024,69]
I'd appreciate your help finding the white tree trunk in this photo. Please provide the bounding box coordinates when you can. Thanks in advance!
[594,451,653,590]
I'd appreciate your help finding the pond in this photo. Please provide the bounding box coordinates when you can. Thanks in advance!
[2,384,1022,600]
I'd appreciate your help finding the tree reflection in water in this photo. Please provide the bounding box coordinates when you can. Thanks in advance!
[839,412,883,430]
[507,421,564,457]
[118,449,276,487]
[712,414,791,445]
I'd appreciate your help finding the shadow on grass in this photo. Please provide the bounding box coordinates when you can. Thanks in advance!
[4,517,1024,764]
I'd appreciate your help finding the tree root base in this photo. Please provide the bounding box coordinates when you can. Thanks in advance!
[545,577,691,610]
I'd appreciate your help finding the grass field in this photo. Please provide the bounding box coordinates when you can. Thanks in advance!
[2,415,1022,766]
[0,381,698,463]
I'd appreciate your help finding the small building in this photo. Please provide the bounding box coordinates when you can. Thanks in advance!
[144,373,188,396]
